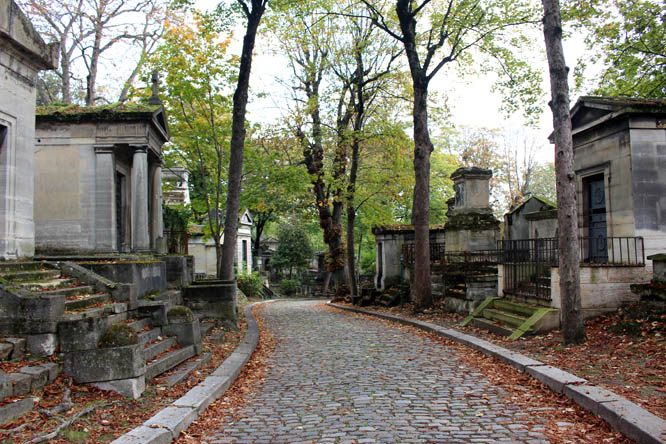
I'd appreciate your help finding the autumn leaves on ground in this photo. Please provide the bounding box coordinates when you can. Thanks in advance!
[1,300,663,443]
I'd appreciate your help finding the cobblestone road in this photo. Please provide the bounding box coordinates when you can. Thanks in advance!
[205,300,552,444]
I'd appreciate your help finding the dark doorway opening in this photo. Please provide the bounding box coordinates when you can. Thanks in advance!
[585,174,608,262]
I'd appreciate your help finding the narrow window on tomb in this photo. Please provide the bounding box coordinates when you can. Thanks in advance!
[0,124,7,153]
[242,239,248,266]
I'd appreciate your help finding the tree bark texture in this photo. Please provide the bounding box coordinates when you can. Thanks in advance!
[541,0,586,344]
[219,0,266,280]
[396,0,432,309]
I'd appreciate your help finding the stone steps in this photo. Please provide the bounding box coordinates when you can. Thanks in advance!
[64,293,110,311]
[0,262,43,273]
[21,277,78,291]
[145,345,195,380]
[163,351,211,387]
[482,308,527,328]
[138,327,162,346]
[144,337,178,361]
[41,284,95,297]
[0,269,61,282]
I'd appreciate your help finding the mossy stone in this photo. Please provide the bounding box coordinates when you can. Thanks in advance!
[98,323,139,348]
[167,305,195,324]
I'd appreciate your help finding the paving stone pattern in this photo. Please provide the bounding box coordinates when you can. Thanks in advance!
[205,301,552,444]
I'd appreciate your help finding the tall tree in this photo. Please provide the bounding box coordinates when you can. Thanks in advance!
[542,0,586,344]
[219,0,268,281]
[571,0,666,98]
[19,0,168,105]
[362,0,541,309]
[147,14,236,278]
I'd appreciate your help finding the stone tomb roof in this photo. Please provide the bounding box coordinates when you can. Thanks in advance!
[36,102,170,156]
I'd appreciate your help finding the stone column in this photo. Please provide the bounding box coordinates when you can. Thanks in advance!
[131,147,150,252]
[94,145,116,252]
[151,163,165,253]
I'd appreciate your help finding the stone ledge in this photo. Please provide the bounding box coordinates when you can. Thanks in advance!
[109,302,264,444]
[329,302,666,444]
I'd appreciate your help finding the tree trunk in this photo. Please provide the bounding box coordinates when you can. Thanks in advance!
[411,84,433,309]
[219,1,266,281]
[86,24,103,106]
[541,0,586,344]
[396,0,432,310]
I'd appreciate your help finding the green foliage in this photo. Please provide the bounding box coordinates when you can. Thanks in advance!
[569,0,666,97]
[272,224,314,276]
[237,271,263,299]
[99,323,139,348]
[279,278,300,296]
[163,205,191,232]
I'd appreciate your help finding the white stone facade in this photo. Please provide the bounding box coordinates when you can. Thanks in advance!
[0,0,58,258]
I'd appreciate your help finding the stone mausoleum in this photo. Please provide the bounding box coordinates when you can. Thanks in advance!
[0,0,58,259]
[34,102,169,254]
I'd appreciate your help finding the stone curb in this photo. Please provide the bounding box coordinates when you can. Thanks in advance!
[109,301,266,444]
[330,302,666,444]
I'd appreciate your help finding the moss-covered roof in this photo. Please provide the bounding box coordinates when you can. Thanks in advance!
[508,195,556,215]
[372,224,447,234]
[36,102,162,122]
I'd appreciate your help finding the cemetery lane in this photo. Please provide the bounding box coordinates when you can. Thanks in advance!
[202,300,555,444]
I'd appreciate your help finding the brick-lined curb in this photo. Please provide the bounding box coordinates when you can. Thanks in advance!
[330,302,666,444]
[110,302,266,444]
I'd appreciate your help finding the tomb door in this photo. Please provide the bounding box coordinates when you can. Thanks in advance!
[116,172,125,252]
[587,176,608,262]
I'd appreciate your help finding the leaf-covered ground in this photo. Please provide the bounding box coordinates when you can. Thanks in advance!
[344,300,666,422]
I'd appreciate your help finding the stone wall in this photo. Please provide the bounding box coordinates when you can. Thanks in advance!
[550,264,653,319]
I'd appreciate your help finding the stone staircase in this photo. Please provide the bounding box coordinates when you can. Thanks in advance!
[461,297,559,339]
[0,259,204,400]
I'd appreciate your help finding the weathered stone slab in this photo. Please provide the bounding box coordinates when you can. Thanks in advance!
[94,376,145,399]
[4,338,25,361]
[8,372,31,396]
[39,362,62,383]
[0,343,12,360]
[563,384,622,415]
[20,366,48,389]
[144,406,197,438]
[26,333,57,357]
[109,425,172,444]
[0,371,12,399]
[173,375,231,413]
[525,364,587,393]
[599,398,666,444]
[0,397,34,425]
[165,352,211,387]
[58,314,107,352]
[63,344,145,383]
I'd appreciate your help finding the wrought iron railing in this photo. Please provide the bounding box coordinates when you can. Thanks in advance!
[402,243,446,265]
[498,236,645,301]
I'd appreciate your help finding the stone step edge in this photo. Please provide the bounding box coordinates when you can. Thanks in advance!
[329,302,666,444]
[109,300,270,444]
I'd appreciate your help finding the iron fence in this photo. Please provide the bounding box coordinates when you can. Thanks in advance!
[402,243,446,265]
[498,236,645,301]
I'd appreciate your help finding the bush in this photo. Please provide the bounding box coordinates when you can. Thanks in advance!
[99,323,138,348]
[279,278,300,296]
[237,272,263,299]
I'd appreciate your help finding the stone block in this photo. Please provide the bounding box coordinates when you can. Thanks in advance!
[26,333,57,357]
[525,364,587,393]
[93,375,145,399]
[0,371,12,399]
[8,372,31,396]
[173,375,231,413]
[20,366,49,389]
[0,343,12,360]
[162,320,202,353]
[58,314,108,352]
[183,282,238,322]
[39,362,62,383]
[144,406,197,438]
[563,384,622,415]
[63,344,146,383]
[4,338,25,361]
[0,397,34,425]
[109,425,172,444]
[598,398,666,444]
